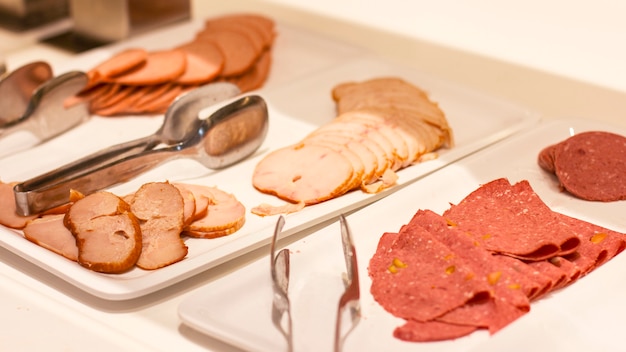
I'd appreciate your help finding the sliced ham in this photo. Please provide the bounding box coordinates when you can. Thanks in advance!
[129,182,188,270]
[64,191,142,273]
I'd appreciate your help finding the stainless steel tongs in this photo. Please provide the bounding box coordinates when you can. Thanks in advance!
[14,82,269,215]
[270,215,361,352]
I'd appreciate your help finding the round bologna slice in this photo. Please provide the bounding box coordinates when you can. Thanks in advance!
[107,49,187,86]
[252,144,354,205]
[553,131,626,202]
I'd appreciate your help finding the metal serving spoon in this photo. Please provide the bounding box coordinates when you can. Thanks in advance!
[0,61,53,129]
[0,63,88,143]
[14,84,268,215]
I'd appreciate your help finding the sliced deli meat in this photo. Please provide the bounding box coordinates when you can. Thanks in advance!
[252,77,453,211]
[179,184,246,239]
[369,229,492,322]
[539,131,626,201]
[23,214,79,261]
[128,182,188,270]
[370,177,626,342]
[74,13,275,116]
[253,144,355,205]
[442,178,580,261]
[108,49,187,86]
[64,191,142,273]
[0,181,38,229]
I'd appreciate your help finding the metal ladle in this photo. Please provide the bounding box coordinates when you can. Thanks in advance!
[14,83,269,215]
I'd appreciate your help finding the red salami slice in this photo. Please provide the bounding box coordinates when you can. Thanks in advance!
[443,178,580,260]
[369,227,492,322]
[541,131,626,201]
[558,212,626,274]
[409,210,529,333]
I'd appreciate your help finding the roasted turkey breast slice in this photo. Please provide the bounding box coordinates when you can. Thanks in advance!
[0,181,38,229]
[130,182,188,270]
[181,185,246,239]
[65,191,142,273]
[23,214,79,261]
[252,144,355,205]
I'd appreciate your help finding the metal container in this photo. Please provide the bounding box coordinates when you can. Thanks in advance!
[0,0,69,29]
[70,0,190,43]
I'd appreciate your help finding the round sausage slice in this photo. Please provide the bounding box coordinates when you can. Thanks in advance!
[553,131,626,201]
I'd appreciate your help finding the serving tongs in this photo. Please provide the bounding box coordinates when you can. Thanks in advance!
[14,82,269,216]
[0,61,89,144]
[270,215,361,352]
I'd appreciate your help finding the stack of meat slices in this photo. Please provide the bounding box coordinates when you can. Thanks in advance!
[369,178,625,342]
[0,181,245,273]
[71,13,275,116]
[252,77,453,214]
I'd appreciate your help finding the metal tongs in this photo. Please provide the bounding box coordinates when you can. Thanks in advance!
[270,215,361,352]
[14,82,269,215]
[0,61,89,145]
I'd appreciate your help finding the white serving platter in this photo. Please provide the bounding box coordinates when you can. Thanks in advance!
[178,118,626,352]
[0,19,539,300]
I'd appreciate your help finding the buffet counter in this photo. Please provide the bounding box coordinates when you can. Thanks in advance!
[1,1,624,351]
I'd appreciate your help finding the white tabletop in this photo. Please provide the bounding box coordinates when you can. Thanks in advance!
[1,1,625,351]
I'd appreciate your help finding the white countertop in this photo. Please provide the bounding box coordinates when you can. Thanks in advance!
[1,1,625,351]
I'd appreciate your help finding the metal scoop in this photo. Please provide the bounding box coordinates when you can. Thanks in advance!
[0,62,88,143]
[14,83,269,215]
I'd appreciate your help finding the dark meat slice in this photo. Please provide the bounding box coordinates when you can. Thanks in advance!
[553,131,626,201]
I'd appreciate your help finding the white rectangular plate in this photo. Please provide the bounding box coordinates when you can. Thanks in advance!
[0,20,539,300]
[178,118,626,352]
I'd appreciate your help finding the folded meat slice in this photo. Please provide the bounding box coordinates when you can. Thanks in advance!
[65,191,142,273]
[23,214,78,261]
[369,229,492,323]
[443,178,581,261]
[129,182,188,270]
